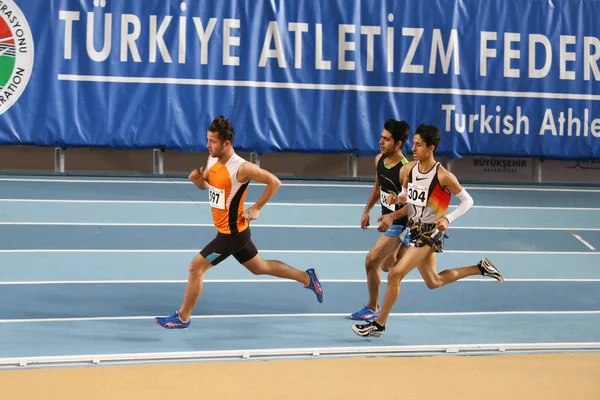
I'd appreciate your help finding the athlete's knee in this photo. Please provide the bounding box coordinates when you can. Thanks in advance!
[188,255,211,275]
[424,277,442,290]
[380,259,395,273]
[365,251,383,270]
[380,254,398,272]
[388,267,406,284]
[245,258,269,275]
[249,264,267,275]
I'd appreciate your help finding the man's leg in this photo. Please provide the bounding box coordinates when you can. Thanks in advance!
[376,245,433,325]
[178,254,214,321]
[380,243,409,273]
[237,242,323,303]
[380,225,410,273]
[350,235,400,320]
[351,226,409,320]
[155,253,214,329]
[242,254,309,284]
[417,252,477,289]
[365,235,400,311]
[155,233,236,329]
[352,245,433,337]
[418,254,504,288]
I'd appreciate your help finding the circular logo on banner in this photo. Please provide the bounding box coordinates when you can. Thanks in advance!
[0,1,34,116]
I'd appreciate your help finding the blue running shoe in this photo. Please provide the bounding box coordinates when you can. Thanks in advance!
[305,268,323,303]
[154,310,190,329]
[349,304,380,321]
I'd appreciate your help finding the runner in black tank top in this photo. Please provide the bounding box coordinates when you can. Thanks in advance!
[377,154,409,228]
[352,124,505,338]
[350,119,412,322]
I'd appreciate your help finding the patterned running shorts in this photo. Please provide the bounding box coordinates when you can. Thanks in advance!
[408,220,445,253]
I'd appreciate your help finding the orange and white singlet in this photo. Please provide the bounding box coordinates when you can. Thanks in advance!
[205,153,250,234]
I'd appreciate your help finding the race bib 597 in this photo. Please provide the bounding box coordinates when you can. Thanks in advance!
[208,185,226,209]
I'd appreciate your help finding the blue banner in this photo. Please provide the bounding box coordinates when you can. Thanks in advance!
[0,0,599,159]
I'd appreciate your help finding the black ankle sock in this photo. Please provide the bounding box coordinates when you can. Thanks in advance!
[477,260,484,275]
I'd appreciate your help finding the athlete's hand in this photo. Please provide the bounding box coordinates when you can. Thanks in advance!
[386,193,398,205]
[386,193,406,205]
[377,214,395,232]
[435,217,449,231]
[189,167,205,187]
[360,212,370,229]
[244,205,261,222]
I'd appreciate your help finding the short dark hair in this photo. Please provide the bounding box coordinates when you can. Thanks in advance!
[384,119,410,146]
[208,115,235,144]
[415,124,441,150]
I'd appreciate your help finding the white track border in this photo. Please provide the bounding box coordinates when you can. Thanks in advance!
[2,342,600,368]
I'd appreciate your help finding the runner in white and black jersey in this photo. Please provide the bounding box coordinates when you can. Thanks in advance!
[352,124,504,337]
[349,119,411,321]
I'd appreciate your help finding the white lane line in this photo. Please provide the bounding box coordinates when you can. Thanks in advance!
[4,198,600,210]
[0,178,371,187]
[0,221,599,231]
[1,278,599,285]
[3,341,600,367]
[2,199,600,211]
[0,199,367,206]
[2,310,600,323]
[1,177,600,192]
[572,234,597,251]
[0,249,597,255]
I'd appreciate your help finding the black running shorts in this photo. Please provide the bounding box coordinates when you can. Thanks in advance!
[407,221,445,253]
[200,228,258,265]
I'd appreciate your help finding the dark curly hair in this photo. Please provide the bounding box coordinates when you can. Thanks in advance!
[208,115,235,144]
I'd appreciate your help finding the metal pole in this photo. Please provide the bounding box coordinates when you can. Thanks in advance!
[445,158,452,173]
[153,149,164,175]
[533,158,543,183]
[250,152,260,167]
[347,154,358,177]
[54,148,65,173]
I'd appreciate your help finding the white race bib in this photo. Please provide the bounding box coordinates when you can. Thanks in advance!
[208,184,226,209]
[380,189,395,211]
[407,182,428,207]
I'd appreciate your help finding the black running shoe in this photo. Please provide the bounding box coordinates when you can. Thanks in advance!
[478,257,504,283]
[352,320,385,337]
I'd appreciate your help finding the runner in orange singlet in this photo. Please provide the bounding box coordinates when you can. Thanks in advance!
[155,116,323,329]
